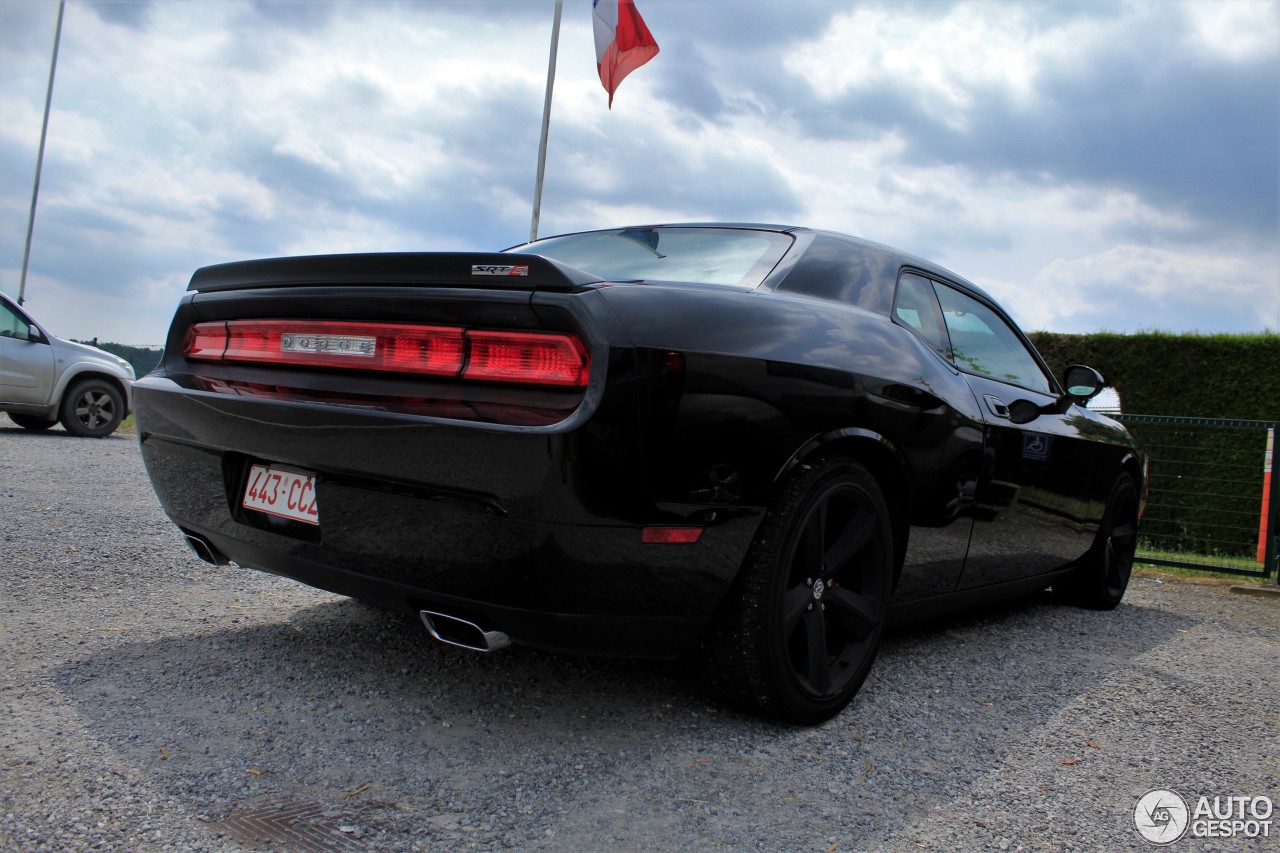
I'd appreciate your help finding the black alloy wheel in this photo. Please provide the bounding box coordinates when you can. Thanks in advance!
[1056,473,1139,610]
[6,413,57,431]
[704,457,894,724]
[59,379,125,438]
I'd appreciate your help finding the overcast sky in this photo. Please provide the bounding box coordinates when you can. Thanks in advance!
[1,0,1277,345]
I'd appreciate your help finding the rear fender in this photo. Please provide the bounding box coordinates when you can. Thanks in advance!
[776,428,912,582]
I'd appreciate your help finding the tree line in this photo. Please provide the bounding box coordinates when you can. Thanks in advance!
[73,339,163,377]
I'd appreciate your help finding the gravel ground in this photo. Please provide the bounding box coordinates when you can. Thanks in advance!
[2,418,1278,853]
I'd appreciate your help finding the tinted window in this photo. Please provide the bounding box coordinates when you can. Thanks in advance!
[893,273,949,355]
[511,227,792,288]
[933,284,1051,393]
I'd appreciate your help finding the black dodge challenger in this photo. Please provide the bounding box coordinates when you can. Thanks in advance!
[135,224,1144,724]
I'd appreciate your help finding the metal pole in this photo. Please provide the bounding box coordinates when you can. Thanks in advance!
[529,0,563,243]
[1265,425,1279,585]
[18,0,66,306]
[1259,426,1274,565]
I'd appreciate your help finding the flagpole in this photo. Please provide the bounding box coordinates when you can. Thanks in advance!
[530,0,563,243]
[18,0,66,306]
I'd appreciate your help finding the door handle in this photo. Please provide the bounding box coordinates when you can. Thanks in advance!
[984,394,1010,419]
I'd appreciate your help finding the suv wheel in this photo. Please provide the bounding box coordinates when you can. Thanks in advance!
[59,378,125,438]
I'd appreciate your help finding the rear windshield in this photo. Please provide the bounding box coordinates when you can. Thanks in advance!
[508,227,792,288]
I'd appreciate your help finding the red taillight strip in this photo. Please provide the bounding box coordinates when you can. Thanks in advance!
[184,322,229,360]
[464,330,590,387]
[184,320,590,387]
[223,320,464,376]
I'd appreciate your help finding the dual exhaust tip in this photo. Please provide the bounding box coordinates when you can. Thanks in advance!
[419,610,510,653]
[183,531,230,566]
[181,531,509,654]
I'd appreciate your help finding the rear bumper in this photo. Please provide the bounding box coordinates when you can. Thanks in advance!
[135,375,763,657]
[172,522,716,657]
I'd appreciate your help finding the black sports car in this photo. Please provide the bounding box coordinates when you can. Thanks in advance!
[135,224,1144,724]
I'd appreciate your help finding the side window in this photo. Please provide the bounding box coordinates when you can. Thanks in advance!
[0,302,32,340]
[932,283,1051,394]
[893,273,950,356]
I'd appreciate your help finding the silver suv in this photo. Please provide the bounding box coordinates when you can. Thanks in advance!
[1,291,135,438]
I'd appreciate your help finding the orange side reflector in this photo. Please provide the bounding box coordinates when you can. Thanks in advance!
[641,527,703,544]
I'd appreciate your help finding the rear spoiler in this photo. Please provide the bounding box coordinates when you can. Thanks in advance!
[187,252,602,294]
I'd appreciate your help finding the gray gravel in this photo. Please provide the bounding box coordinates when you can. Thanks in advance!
[2,417,1277,853]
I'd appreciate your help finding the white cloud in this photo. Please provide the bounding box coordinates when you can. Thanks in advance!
[1182,0,1280,62]
[784,2,1109,128]
[1025,243,1279,332]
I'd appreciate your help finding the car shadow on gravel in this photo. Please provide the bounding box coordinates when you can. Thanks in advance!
[0,421,135,440]
[51,590,1193,849]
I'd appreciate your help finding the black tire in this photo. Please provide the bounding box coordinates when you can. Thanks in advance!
[703,456,895,725]
[1055,474,1139,610]
[6,413,57,431]
[58,378,125,438]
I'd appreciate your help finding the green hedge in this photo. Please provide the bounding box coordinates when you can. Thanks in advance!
[1028,332,1280,420]
[1028,332,1278,561]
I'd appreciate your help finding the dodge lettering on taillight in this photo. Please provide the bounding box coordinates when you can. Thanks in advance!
[280,333,376,357]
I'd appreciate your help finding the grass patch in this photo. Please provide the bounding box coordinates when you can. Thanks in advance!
[1134,546,1274,584]
[1133,561,1273,585]
[117,414,136,433]
[1137,546,1263,572]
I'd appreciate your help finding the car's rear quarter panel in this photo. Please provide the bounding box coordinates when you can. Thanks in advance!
[594,282,988,518]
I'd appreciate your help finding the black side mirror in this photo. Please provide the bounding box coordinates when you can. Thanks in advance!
[1063,365,1105,401]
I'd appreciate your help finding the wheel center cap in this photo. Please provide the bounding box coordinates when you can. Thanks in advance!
[812,579,826,601]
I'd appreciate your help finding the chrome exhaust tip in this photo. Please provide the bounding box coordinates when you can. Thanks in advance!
[419,610,510,652]
[182,531,230,566]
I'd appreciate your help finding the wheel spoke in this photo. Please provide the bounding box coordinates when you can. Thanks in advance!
[824,586,879,640]
[803,500,827,569]
[1111,519,1137,546]
[822,508,874,576]
[1105,541,1120,587]
[783,583,812,634]
[802,608,830,694]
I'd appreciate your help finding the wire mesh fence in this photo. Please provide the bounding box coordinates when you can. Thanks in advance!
[1114,415,1277,579]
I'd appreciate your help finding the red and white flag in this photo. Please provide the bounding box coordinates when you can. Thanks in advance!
[593,0,660,108]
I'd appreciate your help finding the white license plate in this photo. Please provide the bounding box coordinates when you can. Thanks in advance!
[242,464,320,525]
